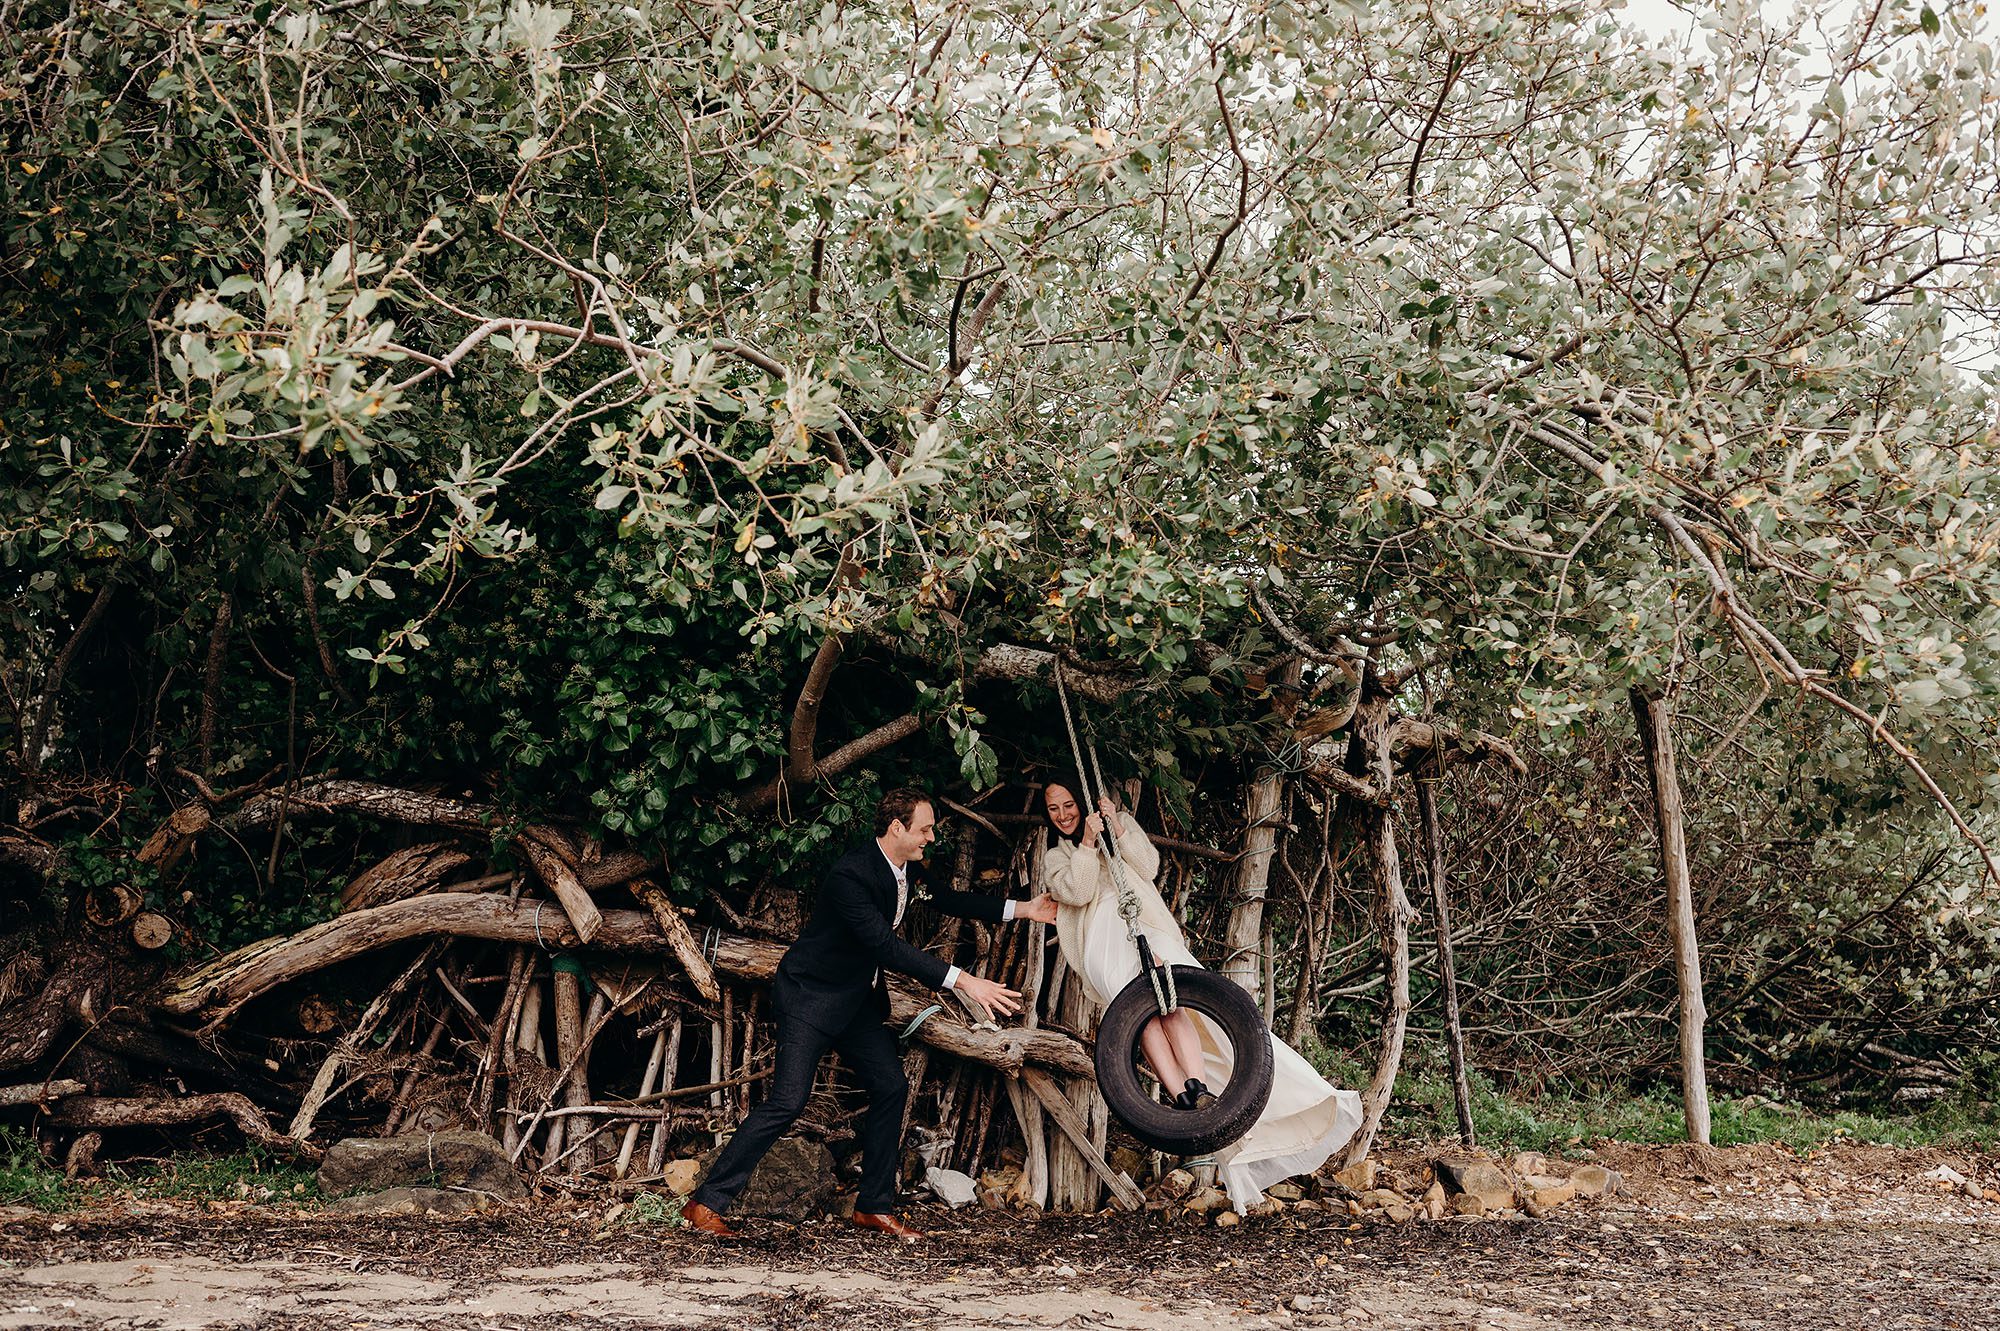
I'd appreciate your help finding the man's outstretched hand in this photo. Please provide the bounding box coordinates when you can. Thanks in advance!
[953,972,1025,1017]
[1015,893,1059,924]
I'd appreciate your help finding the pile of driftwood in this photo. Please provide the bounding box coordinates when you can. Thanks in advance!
[5,780,1154,1209]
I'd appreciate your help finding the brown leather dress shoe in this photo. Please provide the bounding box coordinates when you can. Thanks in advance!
[682,1201,740,1237]
[851,1210,925,1241]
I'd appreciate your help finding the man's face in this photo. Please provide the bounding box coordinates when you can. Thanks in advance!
[886,801,937,862]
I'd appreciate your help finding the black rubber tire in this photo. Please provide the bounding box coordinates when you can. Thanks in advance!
[1093,964,1274,1156]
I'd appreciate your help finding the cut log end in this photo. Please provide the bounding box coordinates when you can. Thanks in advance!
[130,913,174,950]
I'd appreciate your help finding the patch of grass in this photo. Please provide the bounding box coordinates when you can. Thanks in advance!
[1299,1038,2000,1156]
[617,1190,684,1227]
[0,1126,79,1211]
[104,1146,320,1204]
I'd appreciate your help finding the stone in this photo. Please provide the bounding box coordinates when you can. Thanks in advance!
[1433,1159,1515,1213]
[325,1185,495,1216]
[659,1158,701,1198]
[1361,1188,1406,1211]
[1267,1182,1305,1202]
[1568,1164,1623,1198]
[1292,1198,1322,1213]
[1110,1146,1148,1181]
[317,1131,524,1202]
[1510,1151,1548,1178]
[1247,1197,1285,1218]
[1422,1181,1447,1207]
[1156,1168,1196,1201]
[1382,1202,1416,1224]
[926,1166,979,1208]
[1532,1182,1578,1209]
[1449,1192,1486,1217]
[1290,1294,1320,1312]
[980,1165,1022,1194]
[1424,1193,1446,1222]
[1183,1186,1230,1214]
[696,1136,836,1219]
[1962,1180,1984,1202]
[1213,1209,1240,1228]
[978,1187,1007,1210]
[1332,1159,1377,1193]
[1525,1173,1569,1192]
[1928,1164,1970,1189]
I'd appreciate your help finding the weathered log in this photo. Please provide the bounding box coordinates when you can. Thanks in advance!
[85,883,144,929]
[1020,1068,1142,1210]
[631,879,720,1002]
[339,842,475,913]
[0,1079,87,1106]
[159,893,1096,1078]
[135,804,212,870]
[130,913,174,950]
[225,780,494,833]
[515,833,603,945]
[0,951,107,1076]
[1387,717,1527,776]
[50,1092,315,1158]
[63,1131,102,1179]
[82,1021,293,1105]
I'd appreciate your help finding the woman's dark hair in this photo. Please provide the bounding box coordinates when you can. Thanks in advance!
[1041,778,1090,847]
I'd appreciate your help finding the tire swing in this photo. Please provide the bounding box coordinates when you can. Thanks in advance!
[1054,664,1275,1157]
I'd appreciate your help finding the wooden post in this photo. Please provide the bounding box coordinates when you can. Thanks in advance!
[1630,687,1712,1146]
[1415,773,1475,1147]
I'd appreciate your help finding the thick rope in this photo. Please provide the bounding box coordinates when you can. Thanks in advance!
[1054,660,1177,1014]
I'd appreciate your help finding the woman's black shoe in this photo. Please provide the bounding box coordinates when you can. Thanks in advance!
[1176,1078,1213,1110]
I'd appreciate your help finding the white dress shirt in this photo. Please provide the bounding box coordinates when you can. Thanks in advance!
[880,845,1015,991]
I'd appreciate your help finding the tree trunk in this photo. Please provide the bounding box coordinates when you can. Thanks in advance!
[1222,661,1299,1003]
[1630,687,1712,1146]
[1340,683,1413,1168]
[1415,774,1475,1147]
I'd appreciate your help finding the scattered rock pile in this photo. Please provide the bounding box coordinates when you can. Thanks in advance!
[1132,1147,1627,1227]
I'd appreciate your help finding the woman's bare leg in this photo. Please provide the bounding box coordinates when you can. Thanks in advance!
[1165,1010,1206,1085]
[1139,1017,1187,1092]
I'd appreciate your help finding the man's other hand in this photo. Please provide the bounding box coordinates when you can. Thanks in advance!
[953,972,1024,1017]
[1015,894,1059,925]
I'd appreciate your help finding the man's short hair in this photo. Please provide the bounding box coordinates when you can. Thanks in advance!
[875,787,933,837]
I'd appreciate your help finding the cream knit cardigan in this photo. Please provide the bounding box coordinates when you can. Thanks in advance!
[1041,813,1187,1005]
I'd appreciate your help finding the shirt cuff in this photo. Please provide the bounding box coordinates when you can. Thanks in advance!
[1001,899,1017,921]
[943,965,963,990]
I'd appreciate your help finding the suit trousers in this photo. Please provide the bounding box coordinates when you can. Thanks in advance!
[690,992,910,1215]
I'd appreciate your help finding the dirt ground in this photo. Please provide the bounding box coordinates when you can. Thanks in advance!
[1,1139,1995,1331]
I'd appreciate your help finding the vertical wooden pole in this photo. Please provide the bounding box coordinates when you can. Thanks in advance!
[1222,665,1299,1005]
[1415,773,1476,1146]
[1630,687,1712,1145]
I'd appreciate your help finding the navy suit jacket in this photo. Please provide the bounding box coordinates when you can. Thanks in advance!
[774,843,1008,1035]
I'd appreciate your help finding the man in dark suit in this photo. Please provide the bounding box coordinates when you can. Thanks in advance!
[685,787,1057,1240]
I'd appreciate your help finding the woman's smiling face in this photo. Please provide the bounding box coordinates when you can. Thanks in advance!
[1044,783,1082,836]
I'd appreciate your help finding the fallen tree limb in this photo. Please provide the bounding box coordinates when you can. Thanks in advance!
[0,1079,87,1106]
[631,880,720,1002]
[224,780,495,833]
[158,893,1095,1078]
[49,1093,316,1158]
[515,831,603,945]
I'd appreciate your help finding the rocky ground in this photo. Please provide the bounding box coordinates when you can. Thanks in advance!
[1,1138,1994,1330]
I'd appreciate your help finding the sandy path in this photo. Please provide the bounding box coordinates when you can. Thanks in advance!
[2,1204,1996,1331]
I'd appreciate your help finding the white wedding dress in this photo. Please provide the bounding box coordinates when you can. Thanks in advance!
[1043,816,1363,1211]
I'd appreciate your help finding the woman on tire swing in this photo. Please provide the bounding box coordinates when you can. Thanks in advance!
[1041,781,1362,1212]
